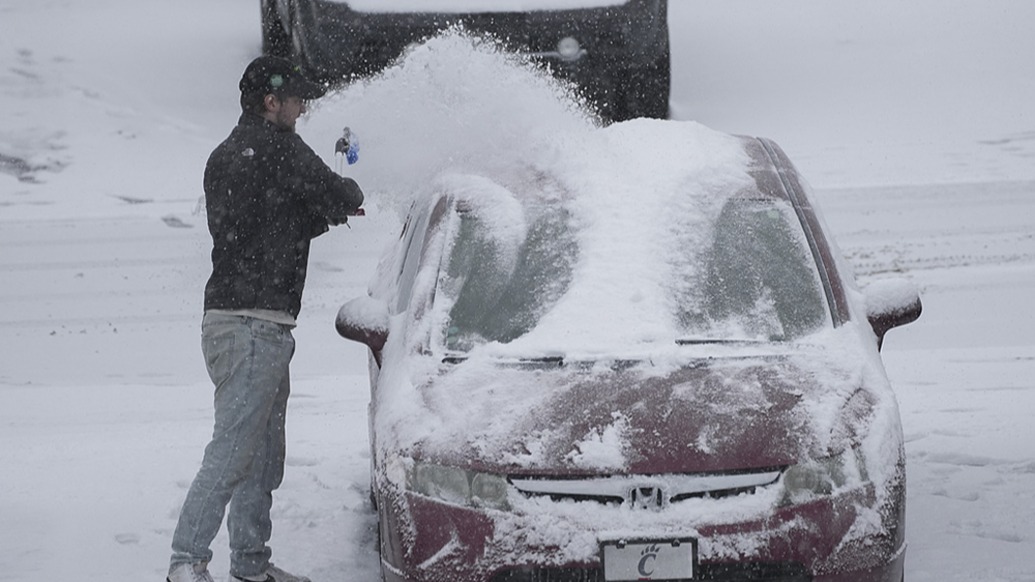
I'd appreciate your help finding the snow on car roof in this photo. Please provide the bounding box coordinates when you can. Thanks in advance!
[341,0,628,13]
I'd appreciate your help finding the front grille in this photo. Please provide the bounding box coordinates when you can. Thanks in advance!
[510,470,783,508]
[491,562,810,582]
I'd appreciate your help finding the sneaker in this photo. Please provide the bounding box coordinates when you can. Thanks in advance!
[230,564,311,582]
[167,562,215,582]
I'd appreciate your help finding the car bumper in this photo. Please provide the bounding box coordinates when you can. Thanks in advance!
[376,481,905,582]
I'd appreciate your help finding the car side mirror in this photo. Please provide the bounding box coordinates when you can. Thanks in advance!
[336,296,390,367]
[862,278,922,351]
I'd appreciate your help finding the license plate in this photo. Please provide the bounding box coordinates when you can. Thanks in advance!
[601,538,698,581]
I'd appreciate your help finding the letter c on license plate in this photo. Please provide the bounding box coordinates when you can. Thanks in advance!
[601,538,697,581]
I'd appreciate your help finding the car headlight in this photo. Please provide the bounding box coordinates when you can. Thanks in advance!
[780,447,868,506]
[408,462,511,511]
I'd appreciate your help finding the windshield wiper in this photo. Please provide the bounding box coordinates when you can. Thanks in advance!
[441,355,565,367]
[675,338,777,346]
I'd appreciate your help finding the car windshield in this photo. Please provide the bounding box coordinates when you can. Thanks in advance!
[674,197,829,342]
[436,192,829,354]
[441,201,578,352]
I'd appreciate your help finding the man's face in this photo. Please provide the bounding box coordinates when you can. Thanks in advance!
[265,94,308,132]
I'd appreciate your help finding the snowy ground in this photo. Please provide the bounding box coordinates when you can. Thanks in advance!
[2,1,1034,581]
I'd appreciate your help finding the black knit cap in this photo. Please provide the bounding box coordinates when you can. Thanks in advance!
[239,55,326,101]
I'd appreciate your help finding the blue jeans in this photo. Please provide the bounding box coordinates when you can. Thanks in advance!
[171,313,295,578]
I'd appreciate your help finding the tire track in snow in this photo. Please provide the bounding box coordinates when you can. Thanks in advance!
[816,180,1035,278]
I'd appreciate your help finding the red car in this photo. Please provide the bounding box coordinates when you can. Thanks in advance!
[337,120,920,582]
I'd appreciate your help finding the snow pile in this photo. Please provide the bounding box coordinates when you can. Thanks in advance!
[564,412,631,470]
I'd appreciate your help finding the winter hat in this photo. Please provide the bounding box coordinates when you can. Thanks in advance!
[239,55,327,102]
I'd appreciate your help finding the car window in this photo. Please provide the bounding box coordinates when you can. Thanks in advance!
[440,203,577,351]
[676,198,829,341]
[396,199,445,314]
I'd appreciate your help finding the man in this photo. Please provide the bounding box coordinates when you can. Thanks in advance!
[167,56,364,582]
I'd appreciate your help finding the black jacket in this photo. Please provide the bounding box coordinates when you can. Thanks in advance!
[203,113,364,318]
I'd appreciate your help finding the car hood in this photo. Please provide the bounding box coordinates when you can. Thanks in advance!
[390,349,873,475]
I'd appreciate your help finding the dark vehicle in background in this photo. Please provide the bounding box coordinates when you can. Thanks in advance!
[336,119,922,582]
[261,0,670,121]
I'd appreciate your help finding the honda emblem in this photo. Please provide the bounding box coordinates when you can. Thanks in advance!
[630,486,664,509]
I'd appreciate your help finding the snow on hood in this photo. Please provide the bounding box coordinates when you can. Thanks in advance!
[412,347,856,474]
